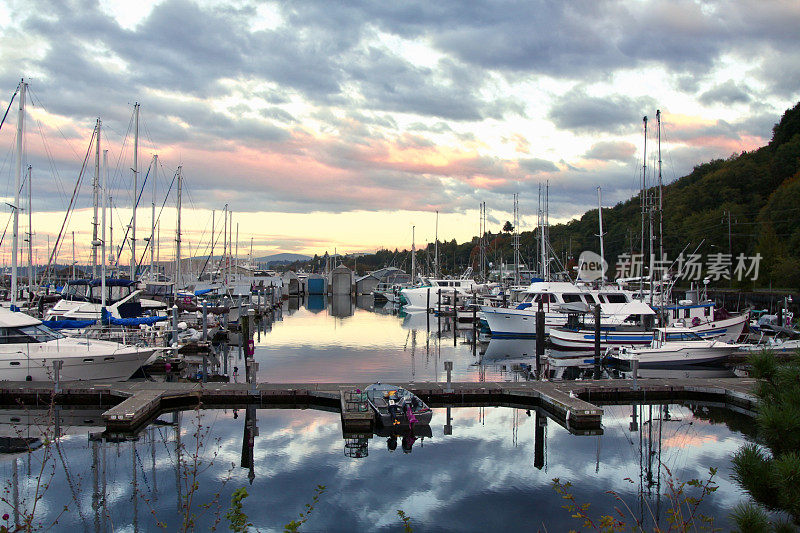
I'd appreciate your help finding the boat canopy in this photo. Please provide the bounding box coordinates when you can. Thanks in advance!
[89,278,136,287]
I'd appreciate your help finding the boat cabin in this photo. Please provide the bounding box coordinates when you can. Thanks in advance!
[0,310,63,344]
[651,327,704,347]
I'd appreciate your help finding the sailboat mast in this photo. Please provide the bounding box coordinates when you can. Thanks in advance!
[26,166,33,298]
[131,102,139,281]
[411,225,416,283]
[11,79,25,308]
[92,118,100,279]
[597,186,605,282]
[434,210,439,278]
[102,149,108,308]
[641,115,648,297]
[222,204,228,283]
[151,154,157,276]
[174,166,182,299]
[657,110,663,264]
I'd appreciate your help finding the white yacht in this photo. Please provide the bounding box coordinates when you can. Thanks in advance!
[613,327,740,367]
[400,277,484,311]
[480,281,645,337]
[0,308,155,381]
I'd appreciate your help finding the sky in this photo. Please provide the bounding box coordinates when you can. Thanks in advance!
[0,0,798,265]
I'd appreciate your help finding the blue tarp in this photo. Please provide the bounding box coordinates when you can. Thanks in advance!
[45,319,97,330]
[515,303,532,310]
[194,288,214,296]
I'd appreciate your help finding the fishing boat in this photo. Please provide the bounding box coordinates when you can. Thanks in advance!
[0,308,155,381]
[612,327,740,367]
[364,383,432,427]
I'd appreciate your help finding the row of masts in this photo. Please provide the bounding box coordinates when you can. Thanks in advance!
[7,80,187,307]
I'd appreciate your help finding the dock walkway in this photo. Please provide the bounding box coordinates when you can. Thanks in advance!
[0,377,758,435]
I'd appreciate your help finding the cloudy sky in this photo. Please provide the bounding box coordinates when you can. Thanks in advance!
[0,0,798,264]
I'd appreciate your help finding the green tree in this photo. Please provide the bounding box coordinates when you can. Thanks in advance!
[731,351,800,530]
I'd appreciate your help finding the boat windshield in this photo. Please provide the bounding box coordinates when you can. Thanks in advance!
[0,324,65,344]
[666,330,704,342]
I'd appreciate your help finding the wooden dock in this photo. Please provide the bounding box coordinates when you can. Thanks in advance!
[0,377,759,436]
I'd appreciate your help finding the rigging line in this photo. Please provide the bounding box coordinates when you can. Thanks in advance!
[0,210,13,249]
[136,168,177,267]
[0,85,18,135]
[34,117,71,206]
[114,164,152,268]
[27,87,83,161]
[39,126,96,289]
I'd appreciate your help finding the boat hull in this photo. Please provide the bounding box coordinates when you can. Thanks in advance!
[0,339,154,382]
[550,313,749,350]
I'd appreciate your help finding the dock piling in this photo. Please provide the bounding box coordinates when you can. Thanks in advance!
[52,360,63,394]
[593,304,601,377]
[535,301,544,378]
[202,302,208,342]
[444,361,453,392]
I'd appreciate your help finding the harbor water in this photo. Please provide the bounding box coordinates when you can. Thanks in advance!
[0,296,755,531]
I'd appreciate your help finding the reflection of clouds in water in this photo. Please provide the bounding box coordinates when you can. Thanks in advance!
[0,402,755,531]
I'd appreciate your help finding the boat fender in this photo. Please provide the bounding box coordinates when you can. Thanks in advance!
[566,409,571,423]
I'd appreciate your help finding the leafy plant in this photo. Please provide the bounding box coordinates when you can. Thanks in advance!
[284,485,326,532]
[224,488,252,532]
[552,466,719,531]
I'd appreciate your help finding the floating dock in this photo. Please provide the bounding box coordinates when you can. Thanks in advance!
[0,377,758,436]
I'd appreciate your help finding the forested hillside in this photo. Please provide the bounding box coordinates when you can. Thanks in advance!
[290,102,800,290]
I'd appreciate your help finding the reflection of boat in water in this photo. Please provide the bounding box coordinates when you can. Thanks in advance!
[344,422,432,459]
[482,338,536,360]
[401,310,429,330]
[364,383,432,427]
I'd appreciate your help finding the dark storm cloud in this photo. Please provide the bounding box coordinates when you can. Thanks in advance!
[698,80,752,106]
[548,89,656,135]
[518,158,558,174]
[350,49,522,121]
[584,141,637,162]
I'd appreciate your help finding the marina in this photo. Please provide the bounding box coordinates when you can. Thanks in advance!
[1,4,800,529]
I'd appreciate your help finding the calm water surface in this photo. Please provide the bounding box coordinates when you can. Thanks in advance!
[0,296,754,531]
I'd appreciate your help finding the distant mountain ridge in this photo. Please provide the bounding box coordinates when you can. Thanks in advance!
[252,253,311,264]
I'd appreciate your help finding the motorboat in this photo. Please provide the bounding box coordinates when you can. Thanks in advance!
[613,327,740,367]
[0,308,155,381]
[400,277,485,311]
[549,300,748,350]
[364,383,432,427]
[738,326,800,355]
[480,281,644,338]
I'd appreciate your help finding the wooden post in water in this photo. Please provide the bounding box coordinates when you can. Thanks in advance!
[202,302,208,342]
[242,308,251,384]
[593,304,602,372]
[535,300,544,379]
[534,409,546,470]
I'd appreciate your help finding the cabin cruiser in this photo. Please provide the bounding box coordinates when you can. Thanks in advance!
[480,281,644,337]
[0,308,155,381]
[549,301,748,350]
[400,277,485,311]
[612,327,741,367]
